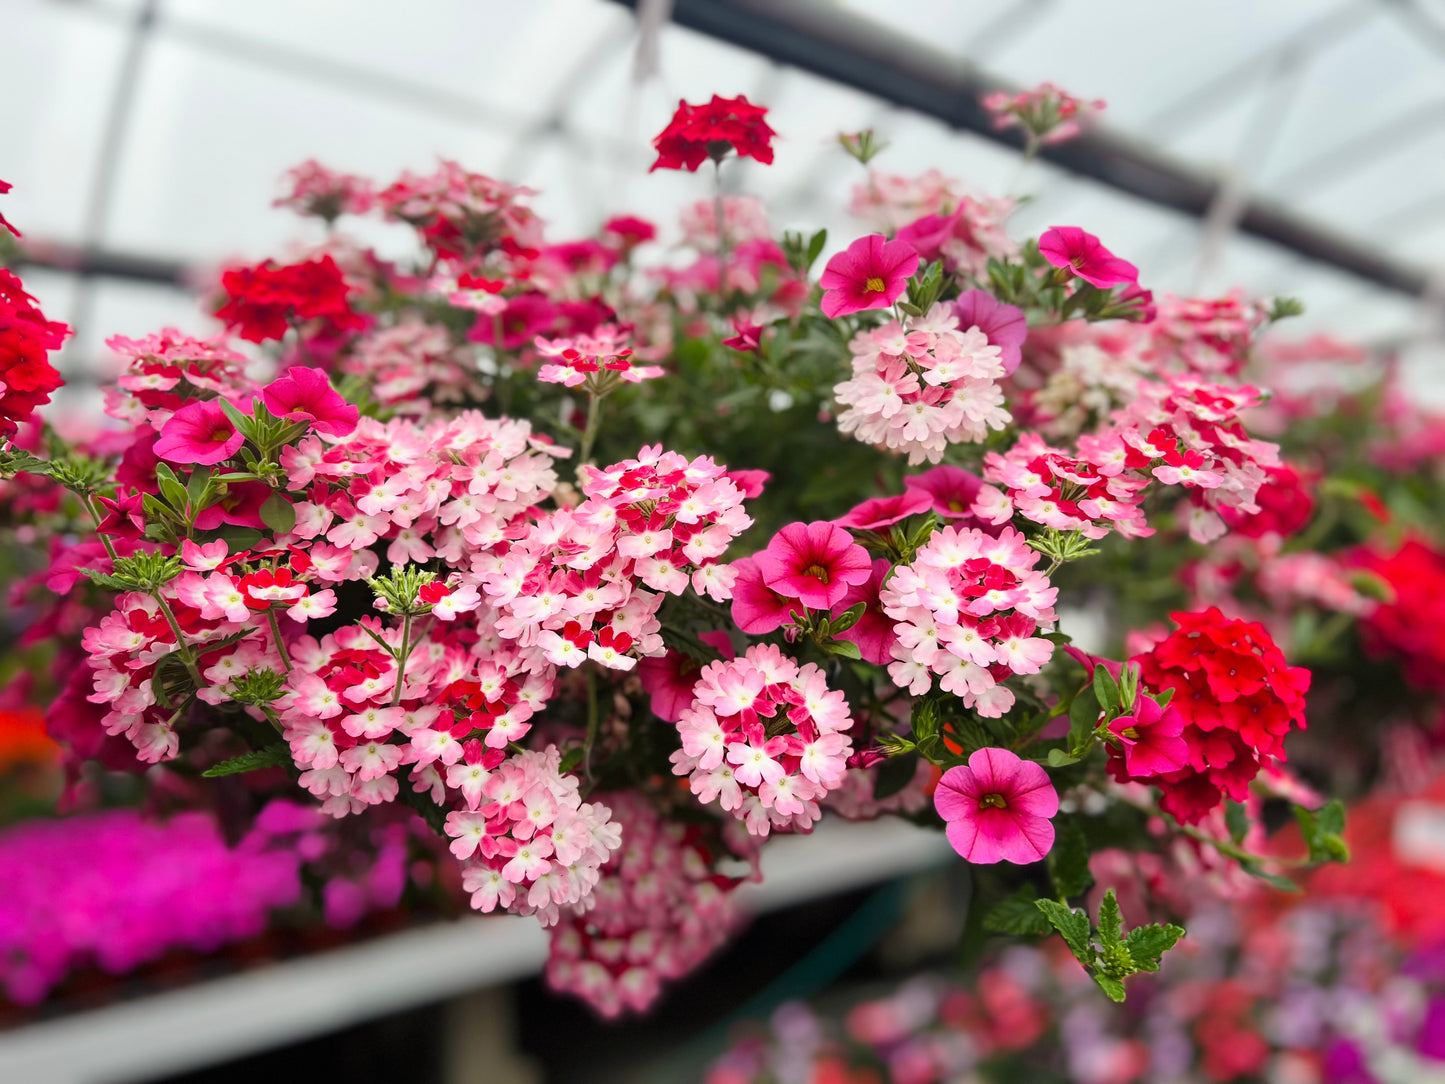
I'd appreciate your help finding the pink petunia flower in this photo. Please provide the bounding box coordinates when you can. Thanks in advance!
[954,289,1028,375]
[934,747,1059,864]
[1106,696,1190,778]
[261,366,360,437]
[729,555,799,634]
[835,489,933,531]
[904,464,985,521]
[818,234,920,319]
[1038,226,1139,289]
[152,398,246,465]
[753,521,874,611]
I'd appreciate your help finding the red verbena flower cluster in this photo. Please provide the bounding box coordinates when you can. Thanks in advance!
[0,270,67,436]
[1348,537,1445,693]
[216,255,366,344]
[1120,608,1311,824]
[650,94,777,172]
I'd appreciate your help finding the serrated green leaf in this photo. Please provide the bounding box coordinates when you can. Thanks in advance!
[983,888,1052,936]
[201,744,291,777]
[259,492,296,536]
[1123,923,1184,972]
[1225,799,1249,845]
[873,752,918,801]
[1035,899,1093,965]
[1049,819,1094,898]
[1097,889,1123,949]
[1093,973,1127,1002]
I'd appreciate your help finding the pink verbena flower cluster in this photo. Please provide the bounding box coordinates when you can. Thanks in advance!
[273,159,376,220]
[670,644,854,837]
[545,793,749,1017]
[452,747,622,926]
[534,325,663,388]
[982,82,1106,145]
[879,526,1057,717]
[834,303,1011,465]
[481,447,750,673]
[103,329,251,429]
[848,170,1018,277]
[377,159,543,263]
[975,376,1280,544]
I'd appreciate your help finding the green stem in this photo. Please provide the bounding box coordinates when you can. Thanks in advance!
[390,612,413,707]
[584,667,599,783]
[265,609,293,674]
[154,594,206,689]
[578,392,604,467]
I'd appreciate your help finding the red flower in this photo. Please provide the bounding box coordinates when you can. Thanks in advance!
[0,178,20,238]
[1038,226,1139,289]
[722,320,764,353]
[1217,462,1315,540]
[216,255,364,344]
[1118,607,1310,824]
[650,95,777,173]
[1348,537,1445,693]
[0,270,67,436]
[602,215,656,250]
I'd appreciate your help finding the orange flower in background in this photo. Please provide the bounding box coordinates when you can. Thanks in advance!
[0,706,59,772]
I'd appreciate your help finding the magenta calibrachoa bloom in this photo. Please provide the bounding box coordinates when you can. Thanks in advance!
[934,747,1059,864]
[753,519,872,611]
[1038,225,1139,289]
[819,233,920,318]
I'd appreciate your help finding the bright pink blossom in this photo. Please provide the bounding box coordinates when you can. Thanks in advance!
[933,747,1058,864]
[152,398,246,465]
[1038,226,1138,289]
[819,235,920,319]
[835,489,932,531]
[753,521,873,611]
[954,289,1027,375]
[904,464,985,522]
[261,367,359,437]
[829,558,896,665]
[730,555,799,634]
[1106,696,1189,778]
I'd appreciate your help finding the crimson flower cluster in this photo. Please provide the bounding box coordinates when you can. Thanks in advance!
[1348,537,1445,693]
[215,255,366,344]
[0,270,67,436]
[650,94,777,172]
[1121,608,1311,824]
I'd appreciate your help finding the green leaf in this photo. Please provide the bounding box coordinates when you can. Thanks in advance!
[1067,686,1100,751]
[1093,973,1127,1003]
[218,398,256,441]
[558,746,585,774]
[829,602,866,635]
[1295,799,1350,865]
[186,466,213,508]
[202,744,291,777]
[1239,860,1302,893]
[983,888,1053,936]
[1092,664,1121,716]
[873,753,919,801]
[824,637,862,660]
[1035,899,1093,965]
[805,229,828,270]
[1225,800,1249,845]
[1123,923,1185,972]
[259,492,297,536]
[1048,819,1094,899]
[1046,749,1080,767]
[1097,888,1123,949]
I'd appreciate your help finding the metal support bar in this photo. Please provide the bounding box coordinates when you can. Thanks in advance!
[608,0,1431,298]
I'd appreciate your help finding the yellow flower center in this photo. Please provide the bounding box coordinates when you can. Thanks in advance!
[864,276,886,293]
[803,563,831,584]
[979,793,1007,809]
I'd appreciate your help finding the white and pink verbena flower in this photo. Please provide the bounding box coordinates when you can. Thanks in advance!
[879,524,1057,717]
[669,643,854,838]
[834,303,1011,466]
[533,325,663,388]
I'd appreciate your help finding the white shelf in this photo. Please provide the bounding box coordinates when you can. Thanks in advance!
[0,817,954,1084]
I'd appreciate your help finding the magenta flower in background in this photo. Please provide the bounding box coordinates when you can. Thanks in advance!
[819,234,920,319]
[1106,696,1190,777]
[754,521,874,610]
[1038,226,1139,289]
[261,366,360,437]
[905,465,985,521]
[638,631,735,722]
[934,747,1059,864]
[729,555,799,634]
[152,398,246,465]
[829,557,896,665]
[895,211,959,264]
[954,288,1028,374]
[835,488,933,531]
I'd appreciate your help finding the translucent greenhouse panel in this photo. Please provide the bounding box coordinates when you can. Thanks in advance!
[0,2,129,243]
